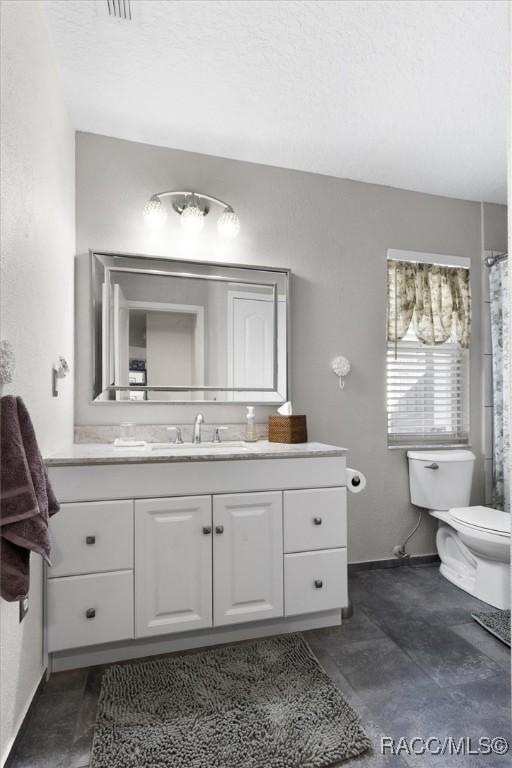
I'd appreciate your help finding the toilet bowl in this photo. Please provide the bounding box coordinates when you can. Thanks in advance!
[408,451,511,609]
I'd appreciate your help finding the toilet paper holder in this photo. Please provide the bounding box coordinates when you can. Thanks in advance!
[346,467,367,493]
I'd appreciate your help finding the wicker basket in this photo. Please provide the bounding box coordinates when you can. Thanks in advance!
[268,415,308,444]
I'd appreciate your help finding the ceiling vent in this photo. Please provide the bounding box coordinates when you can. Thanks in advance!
[106,0,132,21]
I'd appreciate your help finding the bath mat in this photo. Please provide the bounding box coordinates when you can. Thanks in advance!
[90,633,370,768]
[472,609,511,647]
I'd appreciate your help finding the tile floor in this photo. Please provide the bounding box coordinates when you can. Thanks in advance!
[7,565,511,768]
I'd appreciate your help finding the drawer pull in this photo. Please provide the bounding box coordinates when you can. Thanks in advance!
[85,535,96,545]
[85,608,96,619]
[313,517,322,525]
[215,525,224,535]
[202,526,212,535]
[314,579,323,589]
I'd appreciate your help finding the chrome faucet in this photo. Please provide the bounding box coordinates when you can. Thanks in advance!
[192,413,204,444]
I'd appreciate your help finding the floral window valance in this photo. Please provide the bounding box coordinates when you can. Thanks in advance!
[387,260,471,348]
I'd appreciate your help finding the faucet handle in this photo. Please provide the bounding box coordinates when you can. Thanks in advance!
[212,426,228,444]
[167,426,184,444]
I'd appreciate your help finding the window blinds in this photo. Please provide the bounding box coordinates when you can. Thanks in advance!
[387,335,469,447]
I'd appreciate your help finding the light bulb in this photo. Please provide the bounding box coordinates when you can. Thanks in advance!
[181,204,205,234]
[143,197,167,228]
[217,209,240,238]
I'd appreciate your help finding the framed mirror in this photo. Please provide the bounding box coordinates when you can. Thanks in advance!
[91,251,289,403]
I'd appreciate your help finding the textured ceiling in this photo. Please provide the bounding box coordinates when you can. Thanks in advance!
[44,0,508,203]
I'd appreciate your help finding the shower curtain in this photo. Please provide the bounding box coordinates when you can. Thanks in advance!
[489,258,510,512]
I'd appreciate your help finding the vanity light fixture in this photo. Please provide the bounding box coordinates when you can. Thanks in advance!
[143,191,240,237]
[217,208,241,238]
[142,196,167,228]
[180,197,206,234]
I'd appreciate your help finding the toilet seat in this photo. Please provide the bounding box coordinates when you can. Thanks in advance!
[449,506,510,537]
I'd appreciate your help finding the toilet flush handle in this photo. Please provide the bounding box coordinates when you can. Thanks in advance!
[424,463,439,470]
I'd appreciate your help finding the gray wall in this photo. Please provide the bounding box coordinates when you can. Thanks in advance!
[76,132,485,564]
[0,2,75,762]
[483,202,508,251]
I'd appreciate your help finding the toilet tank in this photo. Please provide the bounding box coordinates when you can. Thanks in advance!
[407,450,475,511]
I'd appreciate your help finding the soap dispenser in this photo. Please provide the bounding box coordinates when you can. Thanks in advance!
[243,406,258,442]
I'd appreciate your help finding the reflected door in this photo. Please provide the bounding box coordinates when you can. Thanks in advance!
[228,292,286,401]
[229,293,273,401]
[113,284,130,400]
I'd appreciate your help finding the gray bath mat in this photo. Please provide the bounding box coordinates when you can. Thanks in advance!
[90,633,370,768]
[472,609,511,647]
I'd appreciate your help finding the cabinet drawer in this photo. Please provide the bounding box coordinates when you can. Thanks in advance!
[284,549,347,616]
[283,488,346,553]
[49,500,133,577]
[47,570,134,652]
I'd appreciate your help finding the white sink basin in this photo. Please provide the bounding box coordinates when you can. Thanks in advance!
[150,441,250,452]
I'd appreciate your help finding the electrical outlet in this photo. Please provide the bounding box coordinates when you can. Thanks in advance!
[19,598,29,622]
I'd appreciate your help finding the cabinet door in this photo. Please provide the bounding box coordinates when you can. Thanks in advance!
[135,496,212,637]
[213,491,283,626]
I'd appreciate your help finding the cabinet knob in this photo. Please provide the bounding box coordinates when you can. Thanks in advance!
[202,526,212,535]
[85,608,96,619]
[314,579,323,589]
[85,535,96,545]
[313,517,322,525]
[215,525,224,535]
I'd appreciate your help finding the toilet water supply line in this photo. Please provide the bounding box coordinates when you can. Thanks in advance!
[393,509,423,559]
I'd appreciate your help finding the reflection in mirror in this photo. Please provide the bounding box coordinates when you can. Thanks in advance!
[91,252,289,403]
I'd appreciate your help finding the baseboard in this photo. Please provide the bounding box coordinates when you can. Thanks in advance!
[348,554,440,572]
[1,671,46,768]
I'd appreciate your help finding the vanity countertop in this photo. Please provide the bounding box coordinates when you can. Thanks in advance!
[45,440,347,467]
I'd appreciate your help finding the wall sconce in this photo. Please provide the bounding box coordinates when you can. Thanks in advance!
[331,356,351,389]
[143,190,240,238]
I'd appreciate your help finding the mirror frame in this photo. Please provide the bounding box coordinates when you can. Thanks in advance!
[90,250,290,404]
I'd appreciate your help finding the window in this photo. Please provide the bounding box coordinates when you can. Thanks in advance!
[386,252,470,448]
[387,327,469,447]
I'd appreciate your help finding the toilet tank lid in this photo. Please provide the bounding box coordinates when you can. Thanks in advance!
[407,450,476,462]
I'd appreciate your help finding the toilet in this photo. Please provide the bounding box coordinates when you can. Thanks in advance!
[407,450,510,609]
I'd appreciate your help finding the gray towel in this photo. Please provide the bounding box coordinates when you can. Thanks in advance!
[0,396,59,601]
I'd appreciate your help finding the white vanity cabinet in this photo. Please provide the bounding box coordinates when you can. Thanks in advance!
[46,445,348,671]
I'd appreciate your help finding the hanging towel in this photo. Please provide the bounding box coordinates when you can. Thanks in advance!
[0,396,59,601]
